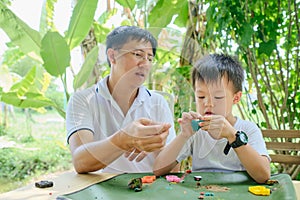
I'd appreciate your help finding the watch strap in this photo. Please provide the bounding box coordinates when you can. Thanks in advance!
[223,142,231,155]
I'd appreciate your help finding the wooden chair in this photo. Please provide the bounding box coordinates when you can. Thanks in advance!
[262,129,300,179]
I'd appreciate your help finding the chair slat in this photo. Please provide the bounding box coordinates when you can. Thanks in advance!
[269,154,300,165]
[262,130,300,138]
[266,142,300,151]
[262,129,300,165]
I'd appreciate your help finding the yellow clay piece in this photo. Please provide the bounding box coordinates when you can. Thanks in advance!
[248,186,271,196]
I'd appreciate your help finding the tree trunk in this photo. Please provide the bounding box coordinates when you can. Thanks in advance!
[79,27,100,89]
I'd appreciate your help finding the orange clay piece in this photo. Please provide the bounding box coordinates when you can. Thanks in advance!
[142,176,156,183]
[248,186,271,196]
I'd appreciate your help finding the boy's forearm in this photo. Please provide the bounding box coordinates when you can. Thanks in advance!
[234,145,270,183]
[153,133,190,176]
[153,161,179,176]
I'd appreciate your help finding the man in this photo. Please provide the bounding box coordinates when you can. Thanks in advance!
[66,26,176,174]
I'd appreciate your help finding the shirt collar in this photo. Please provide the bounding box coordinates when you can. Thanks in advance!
[96,75,151,102]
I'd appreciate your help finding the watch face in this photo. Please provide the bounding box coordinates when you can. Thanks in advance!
[239,132,248,143]
[230,131,248,148]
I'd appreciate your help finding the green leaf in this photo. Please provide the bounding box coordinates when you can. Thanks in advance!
[173,1,189,27]
[0,64,13,91]
[10,66,36,98]
[0,2,42,62]
[94,9,115,43]
[205,5,216,36]
[65,0,98,50]
[258,40,276,56]
[51,100,66,119]
[148,0,188,38]
[1,91,55,108]
[175,66,191,79]
[39,0,58,36]
[115,0,136,10]
[41,31,70,76]
[0,87,3,100]
[94,22,111,43]
[240,23,253,46]
[73,45,99,90]
[260,121,267,128]
[97,8,117,24]
[206,4,215,23]
[136,0,147,9]
[95,9,121,44]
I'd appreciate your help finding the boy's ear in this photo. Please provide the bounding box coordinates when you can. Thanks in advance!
[233,91,242,104]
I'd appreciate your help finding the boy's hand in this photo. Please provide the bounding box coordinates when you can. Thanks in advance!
[200,115,236,140]
[178,111,202,138]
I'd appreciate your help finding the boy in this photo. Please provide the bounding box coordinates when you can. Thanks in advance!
[153,53,270,183]
[66,26,176,174]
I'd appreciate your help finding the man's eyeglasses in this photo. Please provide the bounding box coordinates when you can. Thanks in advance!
[117,49,154,63]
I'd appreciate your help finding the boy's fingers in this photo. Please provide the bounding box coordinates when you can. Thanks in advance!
[202,115,213,121]
[189,111,201,118]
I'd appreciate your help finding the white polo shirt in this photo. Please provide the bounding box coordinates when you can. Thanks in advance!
[66,76,176,173]
[176,117,270,172]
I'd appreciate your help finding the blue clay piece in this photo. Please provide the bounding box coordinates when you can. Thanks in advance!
[191,120,203,131]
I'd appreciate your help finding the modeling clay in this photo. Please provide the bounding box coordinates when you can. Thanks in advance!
[248,186,271,196]
[194,175,202,181]
[191,120,204,131]
[204,192,214,196]
[128,178,143,192]
[265,179,279,185]
[166,175,181,183]
[35,180,53,188]
[141,176,156,183]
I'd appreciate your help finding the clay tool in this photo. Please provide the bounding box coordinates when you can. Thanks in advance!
[180,169,192,182]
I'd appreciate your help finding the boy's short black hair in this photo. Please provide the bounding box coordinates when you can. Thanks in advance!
[192,53,244,93]
[106,26,157,66]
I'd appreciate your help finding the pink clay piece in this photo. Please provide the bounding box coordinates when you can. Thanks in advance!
[166,175,181,183]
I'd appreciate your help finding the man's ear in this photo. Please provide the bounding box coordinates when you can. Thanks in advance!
[233,91,242,104]
[107,48,115,64]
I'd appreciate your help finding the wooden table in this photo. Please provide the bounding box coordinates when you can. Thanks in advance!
[60,172,297,200]
[0,171,297,200]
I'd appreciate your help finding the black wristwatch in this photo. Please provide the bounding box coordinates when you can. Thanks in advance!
[223,131,248,155]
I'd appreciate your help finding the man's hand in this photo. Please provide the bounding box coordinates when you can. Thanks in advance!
[124,149,148,162]
[114,118,171,155]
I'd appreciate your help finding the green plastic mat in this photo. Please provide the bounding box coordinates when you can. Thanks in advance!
[59,172,296,200]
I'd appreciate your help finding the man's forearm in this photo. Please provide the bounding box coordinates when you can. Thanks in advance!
[73,137,126,173]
